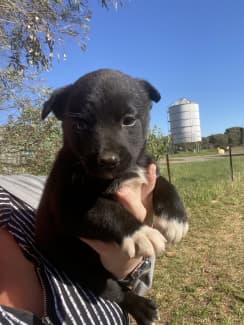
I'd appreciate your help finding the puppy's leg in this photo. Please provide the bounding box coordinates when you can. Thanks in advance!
[153,176,189,244]
[76,197,166,259]
[82,273,160,325]
[102,279,160,325]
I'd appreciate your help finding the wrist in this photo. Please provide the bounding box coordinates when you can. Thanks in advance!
[118,257,152,288]
[100,255,143,279]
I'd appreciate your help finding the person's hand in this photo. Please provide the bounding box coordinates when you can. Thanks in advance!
[81,164,157,279]
[116,164,157,222]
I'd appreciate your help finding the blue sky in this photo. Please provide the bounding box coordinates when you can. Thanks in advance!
[40,0,244,136]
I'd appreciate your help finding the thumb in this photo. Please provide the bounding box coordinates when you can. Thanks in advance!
[116,187,146,222]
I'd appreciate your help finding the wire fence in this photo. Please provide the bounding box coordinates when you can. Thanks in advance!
[164,147,244,184]
[0,143,244,181]
[158,147,244,209]
[1,141,243,216]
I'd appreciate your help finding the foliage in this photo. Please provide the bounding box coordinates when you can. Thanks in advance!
[200,127,244,150]
[0,72,50,120]
[201,136,211,149]
[0,0,88,77]
[0,0,125,73]
[0,0,127,108]
[0,0,128,173]
[0,0,129,175]
[147,126,168,161]
[0,104,62,175]
[208,133,228,148]
[225,127,244,146]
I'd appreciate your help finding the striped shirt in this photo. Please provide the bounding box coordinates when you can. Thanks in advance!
[0,186,129,325]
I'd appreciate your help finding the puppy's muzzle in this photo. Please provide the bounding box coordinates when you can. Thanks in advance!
[97,151,120,169]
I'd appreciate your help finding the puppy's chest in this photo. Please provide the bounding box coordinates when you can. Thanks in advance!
[69,174,117,206]
[67,165,147,214]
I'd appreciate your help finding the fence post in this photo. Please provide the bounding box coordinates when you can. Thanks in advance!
[229,146,234,181]
[166,153,172,184]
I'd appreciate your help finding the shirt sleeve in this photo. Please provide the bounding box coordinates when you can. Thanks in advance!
[0,187,12,229]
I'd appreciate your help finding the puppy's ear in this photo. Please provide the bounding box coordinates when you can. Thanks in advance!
[140,80,161,103]
[42,85,73,120]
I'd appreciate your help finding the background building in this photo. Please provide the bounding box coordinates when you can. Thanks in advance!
[168,98,202,145]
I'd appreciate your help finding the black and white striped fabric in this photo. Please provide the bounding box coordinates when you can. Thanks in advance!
[0,186,129,325]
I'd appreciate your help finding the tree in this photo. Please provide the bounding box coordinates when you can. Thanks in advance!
[208,133,228,148]
[0,0,127,101]
[0,0,128,129]
[0,0,128,175]
[201,136,211,149]
[0,1,125,73]
[0,102,62,174]
[224,127,243,146]
[147,126,168,161]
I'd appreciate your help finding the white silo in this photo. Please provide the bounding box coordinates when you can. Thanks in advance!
[168,98,201,144]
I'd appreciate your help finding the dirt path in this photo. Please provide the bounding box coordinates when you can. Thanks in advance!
[167,152,244,164]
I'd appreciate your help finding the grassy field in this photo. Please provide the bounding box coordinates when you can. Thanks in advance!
[149,156,244,324]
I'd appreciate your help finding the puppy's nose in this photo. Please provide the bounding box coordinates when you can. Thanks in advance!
[98,152,120,168]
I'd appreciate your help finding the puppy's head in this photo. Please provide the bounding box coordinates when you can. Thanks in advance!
[42,69,161,179]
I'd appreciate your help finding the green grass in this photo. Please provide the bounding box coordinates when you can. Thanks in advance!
[163,156,244,208]
[149,156,244,325]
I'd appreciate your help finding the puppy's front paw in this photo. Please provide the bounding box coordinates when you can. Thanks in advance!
[121,225,166,258]
[124,292,159,325]
[154,218,189,244]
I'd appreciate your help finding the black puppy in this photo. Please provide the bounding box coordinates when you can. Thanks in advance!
[36,69,188,324]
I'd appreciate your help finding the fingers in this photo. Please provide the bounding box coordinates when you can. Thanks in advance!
[116,186,147,221]
[143,164,157,196]
[116,164,157,222]
[80,237,143,278]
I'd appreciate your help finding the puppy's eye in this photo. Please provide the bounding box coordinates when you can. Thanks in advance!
[122,115,137,127]
[73,120,87,132]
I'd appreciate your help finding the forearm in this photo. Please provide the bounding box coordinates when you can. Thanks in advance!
[81,238,143,279]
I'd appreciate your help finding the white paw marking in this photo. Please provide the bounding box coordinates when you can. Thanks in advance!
[121,166,148,188]
[154,218,189,244]
[122,225,166,258]
[153,309,160,323]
